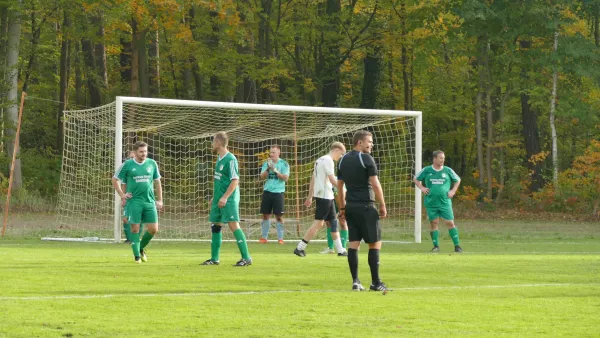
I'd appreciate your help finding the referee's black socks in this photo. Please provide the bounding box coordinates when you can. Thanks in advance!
[368,249,381,285]
[348,248,359,282]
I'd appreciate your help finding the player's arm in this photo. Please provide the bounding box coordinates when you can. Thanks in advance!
[112,177,129,199]
[448,168,461,198]
[259,161,269,180]
[413,169,430,195]
[120,183,127,206]
[218,178,239,208]
[274,168,289,182]
[326,159,337,186]
[336,179,346,218]
[154,178,163,210]
[365,154,386,218]
[304,171,315,207]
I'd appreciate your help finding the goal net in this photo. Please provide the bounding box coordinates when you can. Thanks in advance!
[50,97,422,242]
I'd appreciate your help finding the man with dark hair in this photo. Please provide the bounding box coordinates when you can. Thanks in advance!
[337,130,388,292]
[112,141,163,263]
[259,145,290,244]
[202,132,252,266]
[413,150,462,253]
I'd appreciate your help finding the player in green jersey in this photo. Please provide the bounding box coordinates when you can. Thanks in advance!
[201,132,252,267]
[120,151,143,244]
[413,150,463,253]
[112,141,163,263]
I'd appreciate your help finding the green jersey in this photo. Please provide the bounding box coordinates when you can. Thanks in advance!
[261,159,290,193]
[214,152,240,200]
[114,158,161,204]
[415,165,460,209]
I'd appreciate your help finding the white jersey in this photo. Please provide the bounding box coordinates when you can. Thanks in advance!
[312,154,335,200]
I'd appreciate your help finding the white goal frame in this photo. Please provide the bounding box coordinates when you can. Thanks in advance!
[113,96,423,243]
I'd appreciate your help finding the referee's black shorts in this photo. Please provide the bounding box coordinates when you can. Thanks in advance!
[345,202,381,243]
[260,191,285,215]
[314,197,336,222]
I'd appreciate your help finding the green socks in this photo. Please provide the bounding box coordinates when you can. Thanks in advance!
[431,230,439,247]
[233,228,251,260]
[123,222,131,241]
[449,227,460,246]
[131,232,141,258]
[340,229,348,249]
[211,227,222,262]
[326,227,333,250]
[140,231,154,251]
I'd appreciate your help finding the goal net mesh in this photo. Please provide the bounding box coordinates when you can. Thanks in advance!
[48,100,418,241]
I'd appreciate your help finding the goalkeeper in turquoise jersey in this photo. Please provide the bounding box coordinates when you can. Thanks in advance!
[112,141,163,263]
[201,132,252,267]
[413,150,463,253]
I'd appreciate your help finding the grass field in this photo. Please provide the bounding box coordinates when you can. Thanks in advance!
[1,221,599,337]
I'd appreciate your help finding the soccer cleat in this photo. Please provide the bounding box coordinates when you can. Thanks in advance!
[454,245,463,253]
[431,246,440,252]
[140,249,147,262]
[233,258,252,266]
[319,247,335,254]
[201,259,220,265]
[338,251,348,257]
[352,281,365,291]
[258,238,268,244]
[294,248,306,257]
[278,239,284,245]
[134,257,142,264]
[370,282,389,292]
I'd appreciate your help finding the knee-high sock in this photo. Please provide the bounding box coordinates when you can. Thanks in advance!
[211,224,222,261]
[276,222,284,240]
[233,228,250,260]
[140,231,154,251]
[260,219,270,239]
[348,248,359,282]
[368,249,381,285]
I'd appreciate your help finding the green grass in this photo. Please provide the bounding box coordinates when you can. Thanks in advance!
[0,236,599,337]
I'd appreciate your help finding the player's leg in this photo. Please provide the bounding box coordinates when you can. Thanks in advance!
[442,207,462,252]
[127,202,143,263]
[428,208,441,251]
[345,205,364,291]
[339,218,349,249]
[327,202,346,255]
[295,198,328,257]
[362,205,387,292]
[259,191,271,243]
[224,199,251,266]
[139,204,159,262]
[122,215,131,244]
[202,201,223,265]
[274,193,285,243]
[318,222,334,254]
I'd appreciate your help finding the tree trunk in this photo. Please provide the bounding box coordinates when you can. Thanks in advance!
[120,35,132,86]
[594,8,599,47]
[81,38,102,106]
[550,30,559,191]
[360,48,383,109]
[1,5,9,152]
[130,18,139,96]
[320,0,341,107]
[259,0,274,103]
[74,41,84,106]
[5,2,22,191]
[485,86,494,201]
[474,43,485,190]
[137,28,149,97]
[92,15,107,87]
[519,40,544,192]
[399,1,411,110]
[149,29,159,96]
[57,9,70,154]
[494,87,510,203]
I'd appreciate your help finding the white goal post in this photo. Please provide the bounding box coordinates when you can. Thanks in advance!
[54,96,422,243]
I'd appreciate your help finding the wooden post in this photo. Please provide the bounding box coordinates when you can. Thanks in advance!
[293,112,300,236]
[2,91,26,237]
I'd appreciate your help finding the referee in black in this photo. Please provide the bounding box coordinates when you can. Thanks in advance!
[336,130,388,292]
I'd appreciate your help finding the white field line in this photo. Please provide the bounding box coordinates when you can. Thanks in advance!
[1,283,598,301]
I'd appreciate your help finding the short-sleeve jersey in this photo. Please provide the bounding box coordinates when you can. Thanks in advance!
[214,152,240,200]
[312,154,335,200]
[415,165,460,209]
[261,159,290,193]
[114,158,161,204]
[337,150,378,203]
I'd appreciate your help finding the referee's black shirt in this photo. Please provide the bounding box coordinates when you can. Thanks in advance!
[337,150,378,203]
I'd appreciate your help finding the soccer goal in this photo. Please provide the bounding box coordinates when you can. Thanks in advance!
[51,97,422,243]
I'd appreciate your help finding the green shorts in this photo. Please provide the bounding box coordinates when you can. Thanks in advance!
[209,198,240,223]
[426,206,454,221]
[127,201,158,224]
